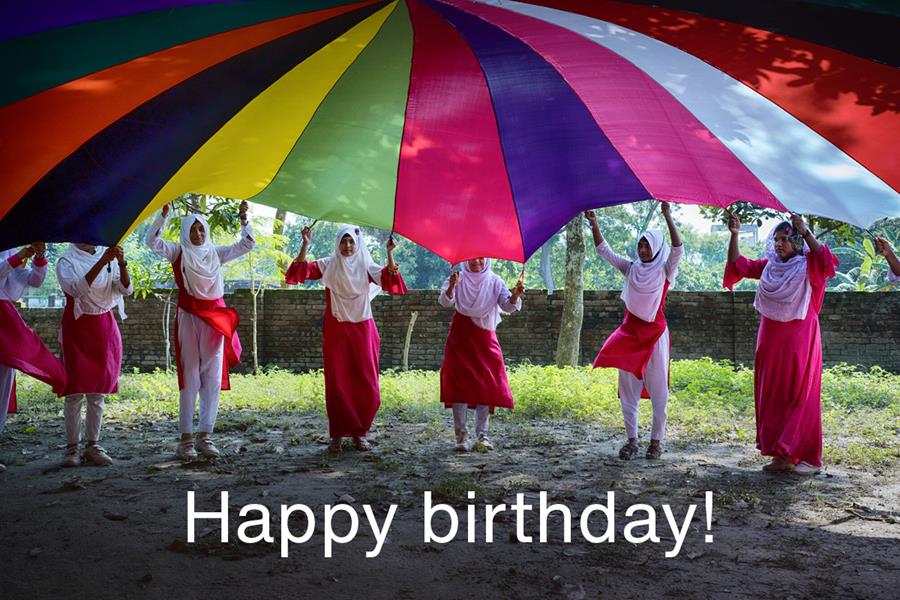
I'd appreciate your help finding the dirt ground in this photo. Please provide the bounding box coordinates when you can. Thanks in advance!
[2,410,898,600]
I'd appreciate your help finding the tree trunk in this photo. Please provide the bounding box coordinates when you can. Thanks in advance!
[273,209,288,287]
[555,216,585,367]
[402,311,418,371]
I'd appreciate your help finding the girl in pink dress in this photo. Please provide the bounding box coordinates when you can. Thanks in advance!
[588,202,683,460]
[724,213,838,475]
[286,225,406,453]
[56,243,132,467]
[439,258,524,451]
[0,242,66,473]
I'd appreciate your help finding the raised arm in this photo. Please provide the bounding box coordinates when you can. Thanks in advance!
[875,237,900,281]
[372,235,406,295]
[18,241,48,288]
[2,246,33,279]
[660,203,683,278]
[293,225,312,265]
[585,210,603,247]
[727,212,742,263]
[217,200,256,264]
[113,247,132,294]
[499,270,525,313]
[145,204,180,261]
[791,213,821,254]
[661,202,682,248]
[439,270,460,307]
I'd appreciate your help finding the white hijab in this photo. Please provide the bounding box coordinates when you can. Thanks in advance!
[441,259,509,331]
[755,225,812,322]
[179,214,224,300]
[319,225,383,323]
[58,244,127,320]
[621,230,673,322]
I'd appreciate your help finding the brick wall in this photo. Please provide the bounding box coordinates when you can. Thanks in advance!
[17,290,900,373]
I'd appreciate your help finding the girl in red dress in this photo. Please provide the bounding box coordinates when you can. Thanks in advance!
[588,202,683,460]
[439,258,524,451]
[56,243,132,467]
[286,225,406,453]
[724,213,837,475]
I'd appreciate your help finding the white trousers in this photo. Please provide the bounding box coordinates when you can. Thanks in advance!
[177,309,224,435]
[64,394,105,444]
[453,403,490,441]
[618,328,670,441]
[0,364,14,434]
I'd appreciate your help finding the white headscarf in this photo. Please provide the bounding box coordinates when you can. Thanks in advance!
[58,244,127,320]
[755,224,812,322]
[441,258,509,331]
[179,214,224,300]
[621,230,673,322]
[319,225,383,323]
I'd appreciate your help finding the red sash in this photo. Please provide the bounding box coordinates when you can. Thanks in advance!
[172,256,241,391]
[593,281,671,383]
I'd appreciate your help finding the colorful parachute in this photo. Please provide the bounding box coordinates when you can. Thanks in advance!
[1,0,897,262]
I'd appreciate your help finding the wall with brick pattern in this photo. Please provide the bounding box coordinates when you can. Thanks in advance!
[17,290,900,373]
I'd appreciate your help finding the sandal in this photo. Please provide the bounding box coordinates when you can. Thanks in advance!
[328,438,343,454]
[618,441,639,460]
[645,442,662,460]
[353,436,372,452]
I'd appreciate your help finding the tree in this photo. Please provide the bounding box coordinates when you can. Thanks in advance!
[272,208,289,287]
[223,213,290,373]
[555,215,585,367]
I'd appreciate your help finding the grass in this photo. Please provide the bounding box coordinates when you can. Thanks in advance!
[12,358,900,468]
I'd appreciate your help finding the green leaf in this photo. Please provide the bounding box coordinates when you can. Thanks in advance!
[863,238,875,259]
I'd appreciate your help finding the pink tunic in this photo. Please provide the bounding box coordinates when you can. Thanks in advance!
[59,294,122,396]
[724,246,838,466]
[285,260,406,438]
[0,299,66,408]
[172,255,242,391]
[440,312,514,413]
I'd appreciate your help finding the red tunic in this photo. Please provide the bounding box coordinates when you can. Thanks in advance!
[59,294,122,396]
[594,280,671,386]
[172,255,241,391]
[724,246,838,467]
[285,260,407,438]
[1,299,66,410]
[440,312,514,412]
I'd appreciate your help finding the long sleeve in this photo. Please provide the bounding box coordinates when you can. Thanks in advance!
[12,255,49,290]
[117,275,134,296]
[217,221,256,264]
[439,287,456,308]
[145,213,179,261]
[24,256,48,288]
[806,244,838,289]
[0,251,18,279]
[285,260,323,284]
[596,240,632,276]
[666,244,684,281]
[723,256,768,290]
[56,258,86,298]
[498,287,522,314]
[377,267,407,296]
